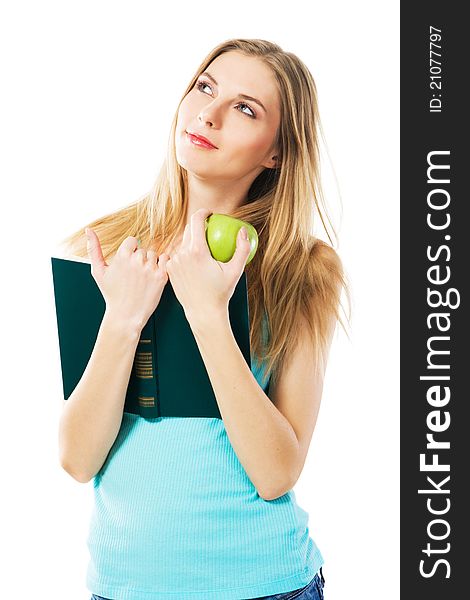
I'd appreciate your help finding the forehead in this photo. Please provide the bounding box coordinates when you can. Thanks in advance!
[205,51,280,113]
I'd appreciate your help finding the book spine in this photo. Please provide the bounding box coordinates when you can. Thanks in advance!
[151,309,161,417]
[124,314,160,418]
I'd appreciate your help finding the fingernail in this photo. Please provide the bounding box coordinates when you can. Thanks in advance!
[240,227,248,240]
[85,227,90,238]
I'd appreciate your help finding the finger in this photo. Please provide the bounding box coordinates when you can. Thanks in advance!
[228,226,251,273]
[190,208,212,252]
[118,235,140,256]
[146,249,157,264]
[86,228,108,278]
[159,253,171,275]
[133,248,147,262]
[158,253,170,269]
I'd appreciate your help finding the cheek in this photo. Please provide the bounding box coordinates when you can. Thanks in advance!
[177,93,197,124]
[233,129,274,162]
[176,100,190,127]
[179,91,206,121]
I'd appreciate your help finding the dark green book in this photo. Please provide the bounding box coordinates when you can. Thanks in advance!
[51,256,252,419]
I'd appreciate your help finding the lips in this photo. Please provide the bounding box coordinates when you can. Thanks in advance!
[186,130,218,149]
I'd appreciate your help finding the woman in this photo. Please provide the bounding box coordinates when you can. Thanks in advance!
[58,38,350,600]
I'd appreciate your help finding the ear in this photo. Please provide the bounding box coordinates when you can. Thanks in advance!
[261,152,279,170]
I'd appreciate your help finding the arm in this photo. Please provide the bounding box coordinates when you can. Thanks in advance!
[58,311,142,483]
[188,308,336,501]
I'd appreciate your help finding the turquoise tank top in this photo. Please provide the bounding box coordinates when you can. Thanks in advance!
[86,320,324,599]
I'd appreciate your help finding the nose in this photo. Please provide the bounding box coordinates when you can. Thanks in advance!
[197,101,220,127]
[198,111,214,127]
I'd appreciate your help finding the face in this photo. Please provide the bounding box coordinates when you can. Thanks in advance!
[175,51,281,182]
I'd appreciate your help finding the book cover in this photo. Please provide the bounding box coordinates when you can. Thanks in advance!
[51,256,252,419]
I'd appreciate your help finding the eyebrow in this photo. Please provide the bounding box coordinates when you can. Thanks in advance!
[199,70,267,114]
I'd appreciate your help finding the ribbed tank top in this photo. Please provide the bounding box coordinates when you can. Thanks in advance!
[86,318,324,600]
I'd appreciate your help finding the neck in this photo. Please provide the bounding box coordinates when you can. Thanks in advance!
[183,172,254,226]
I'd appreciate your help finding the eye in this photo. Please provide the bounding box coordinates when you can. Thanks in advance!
[196,80,212,95]
[236,102,256,118]
[195,80,256,118]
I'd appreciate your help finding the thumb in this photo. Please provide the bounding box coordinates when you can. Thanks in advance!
[85,227,107,278]
[232,227,251,270]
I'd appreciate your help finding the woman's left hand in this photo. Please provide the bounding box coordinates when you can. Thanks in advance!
[165,208,252,326]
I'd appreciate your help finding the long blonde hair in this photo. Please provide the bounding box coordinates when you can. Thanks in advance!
[59,38,351,389]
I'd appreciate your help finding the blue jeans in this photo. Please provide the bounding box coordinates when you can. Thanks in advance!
[90,567,325,600]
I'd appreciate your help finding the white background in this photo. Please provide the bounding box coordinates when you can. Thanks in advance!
[0,1,399,598]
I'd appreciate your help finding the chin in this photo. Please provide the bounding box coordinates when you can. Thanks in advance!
[175,152,208,176]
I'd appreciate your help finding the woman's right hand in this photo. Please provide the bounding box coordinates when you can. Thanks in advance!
[86,227,170,330]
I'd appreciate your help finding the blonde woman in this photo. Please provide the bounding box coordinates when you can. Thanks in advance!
[58,38,350,600]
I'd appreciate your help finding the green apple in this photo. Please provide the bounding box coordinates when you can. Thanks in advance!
[205,214,258,264]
